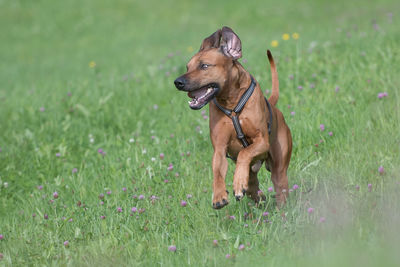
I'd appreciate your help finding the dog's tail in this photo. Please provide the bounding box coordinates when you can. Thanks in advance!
[267,50,279,106]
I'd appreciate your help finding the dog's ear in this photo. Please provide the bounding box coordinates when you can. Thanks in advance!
[220,26,242,60]
[199,29,222,51]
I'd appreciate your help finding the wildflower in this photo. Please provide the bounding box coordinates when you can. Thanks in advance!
[129,138,135,143]
[117,207,122,213]
[229,215,235,220]
[213,239,218,246]
[72,168,78,174]
[99,193,104,199]
[307,207,314,214]
[289,74,294,80]
[122,187,127,192]
[368,183,372,192]
[167,163,174,171]
[89,61,96,68]
[355,185,360,191]
[319,124,325,131]
[100,215,106,219]
[63,241,69,247]
[68,218,73,222]
[151,157,156,162]
[168,245,177,252]
[138,208,145,214]
[310,83,315,89]
[293,184,299,190]
[263,212,269,217]
[271,40,279,47]
[180,200,187,207]
[297,85,303,90]
[378,166,384,174]
[319,217,326,223]
[44,214,49,220]
[282,33,290,40]
[32,213,36,218]
[138,194,144,200]
[328,131,333,136]
[226,254,231,259]
[106,191,112,195]
[292,33,300,39]
[268,187,273,192]
[186,194,192,199]
[238,244,245,251]
[244,223,249,228]
[290,111,295,116]
[131,207,137,213]
[39,107,45,112]
[53,192,59,199]
[153,104,159,110]
[335,86,340,92]
[0,234,3,240]
[38,185,43,190]
[56,153,61,157]
[159,153,165,160]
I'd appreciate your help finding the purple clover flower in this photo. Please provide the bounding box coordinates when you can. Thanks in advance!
[307,207,314,214]
[117,207,122,213]
[168,245,177,252]
[378,166,384,174]
[268,187,273,192]
[293,184,299,190]
[320,124,325,131]
[72,168,78,174]
[63,241,69,247]
[167,163,173,171]
[53,192,59,199]
[180,200,187,207]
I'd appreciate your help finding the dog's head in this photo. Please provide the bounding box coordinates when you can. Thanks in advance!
[174,26,242,110]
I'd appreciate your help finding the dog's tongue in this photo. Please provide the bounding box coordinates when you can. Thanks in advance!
[188,87,208,99]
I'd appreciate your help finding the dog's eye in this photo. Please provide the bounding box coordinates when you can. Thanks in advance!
[200,64,209,70]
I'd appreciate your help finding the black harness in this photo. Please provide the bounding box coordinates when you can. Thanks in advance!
[212,75,273,160]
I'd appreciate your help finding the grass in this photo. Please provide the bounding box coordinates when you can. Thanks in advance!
[1,0,400,266]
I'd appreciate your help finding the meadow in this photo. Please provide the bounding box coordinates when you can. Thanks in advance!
[0,0,399,266]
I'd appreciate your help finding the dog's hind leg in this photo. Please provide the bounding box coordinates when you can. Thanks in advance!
[246,169,266,203]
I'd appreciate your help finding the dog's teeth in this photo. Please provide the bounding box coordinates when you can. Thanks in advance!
[207,88,212,94]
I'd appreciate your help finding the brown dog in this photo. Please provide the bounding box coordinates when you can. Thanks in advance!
[174,27,292,209]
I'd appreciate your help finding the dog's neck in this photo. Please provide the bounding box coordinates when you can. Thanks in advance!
[215,61,252,110]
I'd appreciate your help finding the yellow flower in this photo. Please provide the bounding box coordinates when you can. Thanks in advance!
[187,46,194,53]
[292,33,300,40]
[271,40,279,47]
[282,33,290,40]
[89,61,96,68]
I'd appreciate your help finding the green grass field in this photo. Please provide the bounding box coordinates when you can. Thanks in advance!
[1,0,400,266]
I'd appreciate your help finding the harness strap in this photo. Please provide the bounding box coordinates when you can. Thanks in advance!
[213,75,273,161]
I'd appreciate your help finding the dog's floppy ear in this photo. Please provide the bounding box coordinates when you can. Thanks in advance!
[220,26,242,60]
[199,29,222,51]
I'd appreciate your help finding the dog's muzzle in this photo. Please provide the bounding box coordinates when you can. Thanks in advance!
[174,77,220,110]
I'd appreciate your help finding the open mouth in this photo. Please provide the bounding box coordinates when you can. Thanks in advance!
[187,84,219,110]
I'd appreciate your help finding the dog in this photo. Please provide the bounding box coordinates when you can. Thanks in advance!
[174,26,292,209]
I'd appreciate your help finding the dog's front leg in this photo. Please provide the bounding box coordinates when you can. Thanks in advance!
[212,148,229,209]
[233,138,269,200]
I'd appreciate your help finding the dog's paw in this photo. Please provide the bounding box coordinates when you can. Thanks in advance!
[212,191,229,209]
[233,180,248,201]
[233,188,247,201]
[212,198,229,209]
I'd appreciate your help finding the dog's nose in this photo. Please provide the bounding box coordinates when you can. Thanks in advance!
[174,77,186,90]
